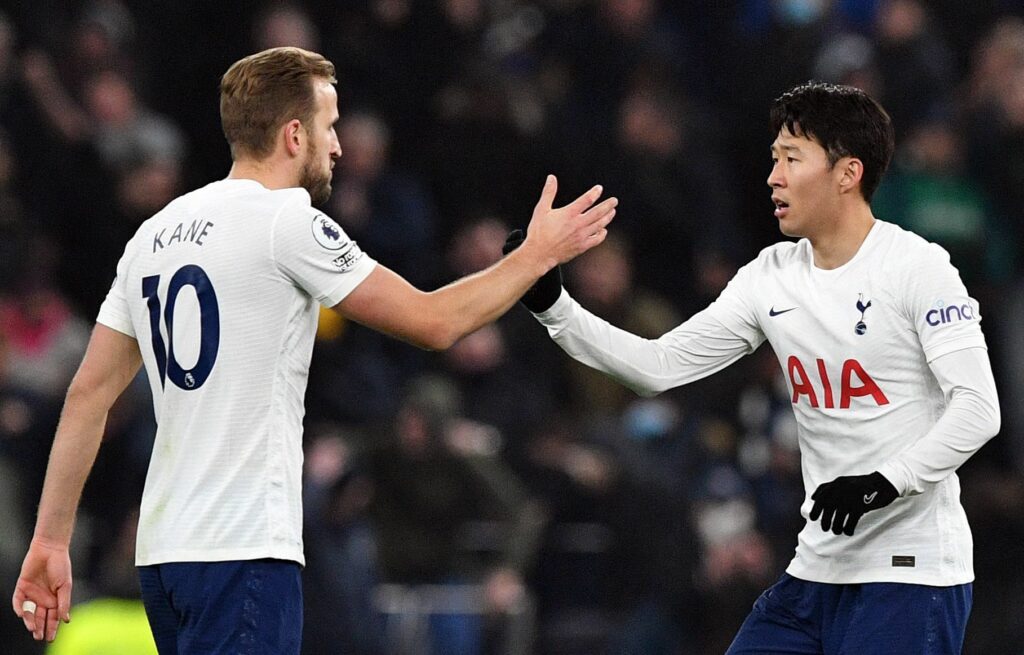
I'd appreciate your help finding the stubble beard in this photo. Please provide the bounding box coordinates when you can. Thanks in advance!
[300,142,332,206]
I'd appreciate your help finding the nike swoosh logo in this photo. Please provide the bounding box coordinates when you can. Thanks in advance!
[863,491,878,505]
[769,306,798,317]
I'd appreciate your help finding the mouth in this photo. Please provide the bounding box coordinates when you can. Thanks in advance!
[772,197,790,219]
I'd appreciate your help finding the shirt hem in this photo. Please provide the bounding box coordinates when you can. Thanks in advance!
[785,559,973,586]
[96,314,135,338]
[136,546,304,568]
[321,258,377,306]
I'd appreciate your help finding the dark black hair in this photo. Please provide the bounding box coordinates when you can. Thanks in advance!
[770,81,895,201]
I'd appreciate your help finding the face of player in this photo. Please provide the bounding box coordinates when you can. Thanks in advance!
[767,126,843,239]
[299,79,342,206]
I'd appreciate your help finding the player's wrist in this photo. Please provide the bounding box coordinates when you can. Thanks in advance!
[515,235,558,277]
[871,464,905,497]
[502,229,563,313]
[29,535,70,552]
[867,471,898,499]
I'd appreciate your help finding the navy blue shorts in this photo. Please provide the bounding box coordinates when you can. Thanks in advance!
[726,573,972,654]
[138,559,302,655]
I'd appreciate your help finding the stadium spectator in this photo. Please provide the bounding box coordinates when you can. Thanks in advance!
[302,430,385,655]
[365,375,541,655]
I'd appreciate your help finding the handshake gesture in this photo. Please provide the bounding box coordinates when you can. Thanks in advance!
[503,175,616,313]
[503,176,614,315]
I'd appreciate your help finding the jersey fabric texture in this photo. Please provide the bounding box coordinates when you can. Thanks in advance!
[97,178,376,566]
[534,220,989,585]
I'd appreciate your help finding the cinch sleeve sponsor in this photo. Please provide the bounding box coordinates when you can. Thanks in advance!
[905,244,987,362]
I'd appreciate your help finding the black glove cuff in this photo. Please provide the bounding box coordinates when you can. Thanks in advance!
[502,229,563,313]
[868,471,899,501]
[522,266,562,313]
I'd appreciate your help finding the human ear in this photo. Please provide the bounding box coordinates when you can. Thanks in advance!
[838,157,863,194]
[283,119,303,157]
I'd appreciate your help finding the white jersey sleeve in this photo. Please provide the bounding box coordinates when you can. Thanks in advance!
[271,207,376,307]
[877,346,1000,496]
[96,245,138,338]
[902,243,987,361]
[533,263,765,396]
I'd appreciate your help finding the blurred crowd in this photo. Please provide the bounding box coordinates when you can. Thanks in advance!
[2,1,1024,653]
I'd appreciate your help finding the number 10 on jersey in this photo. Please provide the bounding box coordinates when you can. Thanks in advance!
[142,265,220,390]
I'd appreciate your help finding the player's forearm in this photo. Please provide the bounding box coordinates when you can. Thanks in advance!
[30,325,141,546]
[421,242,551,349]
[877,347,1000,496]
[32,387,110,547]
[534,291,751,396]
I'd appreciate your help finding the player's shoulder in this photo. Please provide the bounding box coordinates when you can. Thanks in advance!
[203,179,312,216]
[746,238,810,274]
[721,240,808,298]
[262,190,354,260]
[239,182,329,227]
[269,192,350,252]
[871,220,952,272]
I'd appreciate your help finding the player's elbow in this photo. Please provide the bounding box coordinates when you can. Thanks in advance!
[419,332,459,352]
[64,378,90,406]
[622,375,673,398]
[979,399,1001,441]
[63,374,113,417]
[960,385,1001,442]
[408,319,461,351]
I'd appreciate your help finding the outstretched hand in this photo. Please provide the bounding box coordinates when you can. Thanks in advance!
[809,472,898,536]
[521,175,617,270]
[12,538,72,642]
[503,229,563,313]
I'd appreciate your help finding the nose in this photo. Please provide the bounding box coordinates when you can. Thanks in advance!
[767,162,784,188]
[331,131,342,159]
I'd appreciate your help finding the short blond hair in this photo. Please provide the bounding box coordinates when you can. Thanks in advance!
[220,47,336,160]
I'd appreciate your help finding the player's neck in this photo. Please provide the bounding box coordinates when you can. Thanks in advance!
[227,158,300,192]
[809,204,876,270]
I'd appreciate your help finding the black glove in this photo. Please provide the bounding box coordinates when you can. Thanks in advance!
[502,229,563,313]
[808,471,898,536]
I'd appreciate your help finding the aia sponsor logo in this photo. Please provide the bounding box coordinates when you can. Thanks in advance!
[925,301,975,327]
[787,356,889,409]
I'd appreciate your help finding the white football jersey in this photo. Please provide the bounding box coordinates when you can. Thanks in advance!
[97,178,376,566]
[535,220,990,585]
